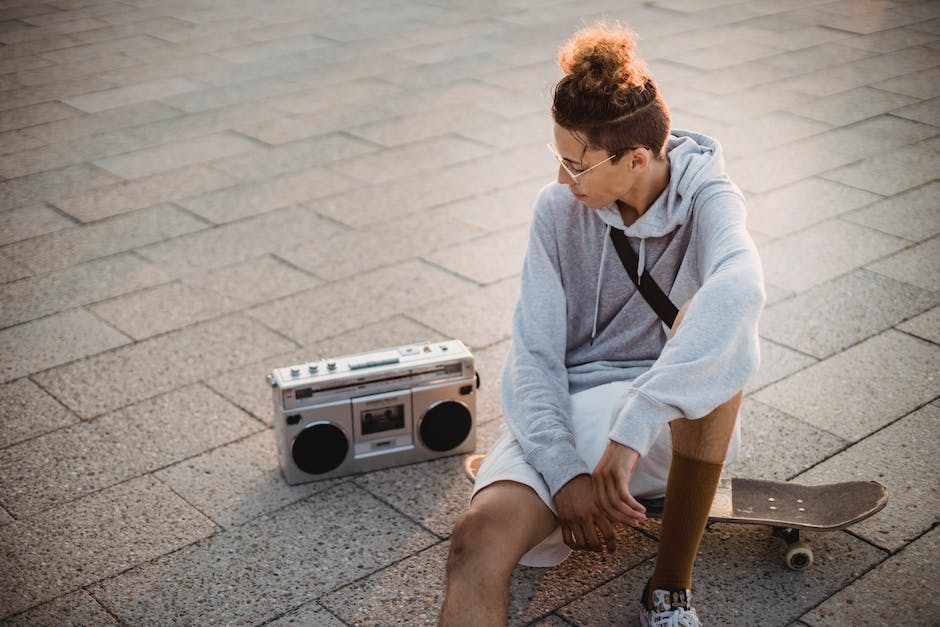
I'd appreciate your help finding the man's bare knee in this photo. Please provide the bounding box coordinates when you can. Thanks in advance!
[447,509,514,579]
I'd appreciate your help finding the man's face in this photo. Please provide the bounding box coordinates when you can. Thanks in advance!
[550,123,636,209]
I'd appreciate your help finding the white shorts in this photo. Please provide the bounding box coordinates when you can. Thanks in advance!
[470,380,741,567]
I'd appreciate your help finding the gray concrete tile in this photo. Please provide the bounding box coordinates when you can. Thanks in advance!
[665,39,785,72]
[374,79,521,118]
[135,205,343,276]
[727,136,859,194]
[872,66,940,99]
[88,482,438,626]
[891,96,940,126]
[762,41,875,73]
[0,309,130,383]
[0,589,117,626]
[123,100,289,147]
[0,75,116,115]
[753,330,940,442]
[157,75,320,114]
[233,105,391,145]
[249,260,473,345]
[204,316,442,426]
[264,602,345,627]
[719,111,831,158]
[790,85,919,126]
[822,115,939,160]
[88,280,241,341]
[47,164,236,222]
[842,182,940,242]
[92,131,261,180]
[867,235,940,293]
[0,128,45,153]
[746,177,880,238]
[897,304,940,344]
[178,165,360,224]
[39,34,172,64]
[182,255,320,307]
[803,526,938,625]
[440,179,542,232]
[423,226,529,285]
[683,84,807,124]
[0,378,76,450]
[407,277,520,350]
[0,164,122,213]
[823,145,940,196]
[3,204,208,274]
[470,339,511,424]
[681,59,803,96]
[154,429,336,528]
[758,219,909,293]
[0,128,154,179]
[0,384,261,516]
[267,79,403,116]
[206,133,377,182]
[0,204,75,247]
[33,314,295,419]
[278,208,484,282]
[760,269,940,358]
[211,34,333,64]
[348,105,499,148]
[796,404,940,552]
[60,77,206,114]
[0,101,76,133]
[0,253,32,284]
[748,338,818,394]
[730,398,848,482]
[0,253,171,328]
[558,524,885,626]
[0,475,217,620]
[839,26,939,52]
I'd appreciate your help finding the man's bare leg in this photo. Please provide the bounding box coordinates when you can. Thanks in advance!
[440,481,557,627]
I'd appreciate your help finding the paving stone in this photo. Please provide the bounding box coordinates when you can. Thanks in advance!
[122,100,289,147]
[872,66,940,99]
[802,526,939,625]
[92,131,261,180]
[681,59,800,96]
[135,205,343,276]
[39,33,172,64]
[867,235,940,293]
[0,384,261,516]
[264,602,345,627]
[157,75,315,114]
[0,253,171,328]
[233,105,391,145]
[0,128,45,153]
[760,269,940,358]
[897,304,940,344]
[33,314,295,419]
[729,399,847,482]
[250,260,473,345]
[0,164,122,216]
[719,111,831,158]
[0,204,75,247]
[407,277,520,350]
[278,208,484,282]
[0,589,117,626]
[748,338,817,394]
[3,204,208,274]
[842,182,940,242]
[47,164,236,223]
[422,226,528,285]
[558,524,884,626]
[439,179,542,232]
[682,84,807,125]
[88,482,438,626]
[796,404,940,552]
[0,128,156,179]
[90,280,241,340]
[204,316,443,426]
[758,219,909,293]
[470,338,511,424]
[206,133,377,182]
[0,253,30,284]
[211,33,333,64]
[762,41,876,73]
[727,136,859,194]
[821,115,939,160]
[60,76,206,114]
[889,96,940,127]
[0,378,76,450]
[0,309,130,383]
[823,145,940,196]
[0,475,217,620]
[746,177,880,239]
[840,25,939,52]
[0,74,116,114]
[155,429,338,528]
[182,255,320,307]
[0,101,76,133]
[789,85,919,126]
[177,165,360,224]
[348,104,500,148]
[753,330,940,442]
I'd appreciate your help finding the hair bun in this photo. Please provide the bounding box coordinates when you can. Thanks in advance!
[557,23,654,111]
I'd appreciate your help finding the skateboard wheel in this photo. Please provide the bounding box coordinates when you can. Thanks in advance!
[785,542,814,571]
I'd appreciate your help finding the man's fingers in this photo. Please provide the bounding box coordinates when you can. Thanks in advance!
[603,480,645,524]
[596,516,617,553]
[582,521,604,552]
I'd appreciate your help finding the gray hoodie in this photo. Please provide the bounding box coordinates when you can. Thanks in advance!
[501,130,765,498]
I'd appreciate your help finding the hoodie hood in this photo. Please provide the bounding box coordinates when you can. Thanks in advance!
[590,130,728,343]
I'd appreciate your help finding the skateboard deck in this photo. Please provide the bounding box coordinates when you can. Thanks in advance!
[463,454,888,570]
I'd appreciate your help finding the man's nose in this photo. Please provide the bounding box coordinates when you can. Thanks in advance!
[557,164,574,186]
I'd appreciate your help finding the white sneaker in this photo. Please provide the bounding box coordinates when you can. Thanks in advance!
[639,581,701,627]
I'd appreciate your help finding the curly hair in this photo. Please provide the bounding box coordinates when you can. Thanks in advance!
[552,23,670,162]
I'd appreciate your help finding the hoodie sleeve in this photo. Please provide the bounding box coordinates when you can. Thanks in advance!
[607,187,765,457]
[501,191,591,498]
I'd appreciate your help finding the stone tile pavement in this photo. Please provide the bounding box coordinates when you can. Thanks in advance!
[0,0,937,624]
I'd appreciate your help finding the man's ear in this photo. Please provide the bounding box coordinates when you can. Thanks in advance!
[630,148,649,171]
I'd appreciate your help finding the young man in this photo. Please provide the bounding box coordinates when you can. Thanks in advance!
[440,23,764,627]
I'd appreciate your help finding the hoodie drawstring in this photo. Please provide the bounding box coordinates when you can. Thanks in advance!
[637,238,646,286]
[591,224,610,345]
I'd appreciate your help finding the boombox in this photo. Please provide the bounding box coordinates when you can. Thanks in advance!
[268,339,478,484]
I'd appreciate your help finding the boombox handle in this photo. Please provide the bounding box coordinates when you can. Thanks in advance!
[475,371,481,390]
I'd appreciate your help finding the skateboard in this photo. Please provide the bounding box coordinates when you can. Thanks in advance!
[463,454,888,571]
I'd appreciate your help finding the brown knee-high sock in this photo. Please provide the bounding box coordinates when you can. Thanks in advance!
[648,452,723,597]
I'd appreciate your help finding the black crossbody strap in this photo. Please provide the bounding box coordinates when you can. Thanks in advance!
[608,228,679,328]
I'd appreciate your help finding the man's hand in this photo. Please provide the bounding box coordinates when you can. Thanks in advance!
[553,474,617,553]
[593,441,647,526]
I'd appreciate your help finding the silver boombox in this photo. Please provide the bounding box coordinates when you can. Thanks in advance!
[269,339,477,484]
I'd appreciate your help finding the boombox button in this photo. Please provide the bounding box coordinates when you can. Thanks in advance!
[290,368,300,377]
[460,384,473,395]
[327,361,337,370]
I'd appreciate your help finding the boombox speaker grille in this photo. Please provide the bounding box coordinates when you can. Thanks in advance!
[420,401,472,452]
[293,422,348,474]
